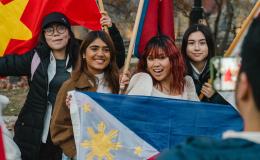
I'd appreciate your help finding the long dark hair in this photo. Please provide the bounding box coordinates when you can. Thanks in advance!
[137,35,186,94]
[38,26,80,69]
[72,31,119,94]
[181,24,215,64]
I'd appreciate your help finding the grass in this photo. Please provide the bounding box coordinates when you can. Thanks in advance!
[0,88,28,116]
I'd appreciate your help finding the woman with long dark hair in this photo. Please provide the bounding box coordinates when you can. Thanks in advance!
[0,12,79,160]
[50,31,119,159]
[181,24,228,104]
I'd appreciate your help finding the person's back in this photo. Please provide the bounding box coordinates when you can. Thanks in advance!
[158,16,260,160]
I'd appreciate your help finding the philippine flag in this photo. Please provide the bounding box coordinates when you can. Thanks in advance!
[69,91,242,159]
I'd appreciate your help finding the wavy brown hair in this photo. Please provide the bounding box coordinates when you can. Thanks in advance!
[72,31,119,93]
[137,35,186,94]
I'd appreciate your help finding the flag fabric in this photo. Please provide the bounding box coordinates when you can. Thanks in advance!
[0,127,5,160]
[69,91,243,159]
[134,0,174,57]
[0,0,101,56]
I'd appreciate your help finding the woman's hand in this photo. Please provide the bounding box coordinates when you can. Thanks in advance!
[100,11,112,28]
[200,82,216,98]
[119,71,131,92]
[66,94,72,109]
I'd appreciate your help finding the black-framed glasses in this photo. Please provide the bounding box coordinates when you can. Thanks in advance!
[44,25,67,36]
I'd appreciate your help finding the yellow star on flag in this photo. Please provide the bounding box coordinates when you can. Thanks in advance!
[0,0,32,56]
[81,122,122,160]
[82,103,91,112]
[134,146,143,156]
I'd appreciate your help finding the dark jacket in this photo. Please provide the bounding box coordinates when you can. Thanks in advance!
[109,23,125,69]
[50,72,97,158]
[186,62,229,105]
[0,24,125,160]
[158,137,260,160]
[0,44,53,160]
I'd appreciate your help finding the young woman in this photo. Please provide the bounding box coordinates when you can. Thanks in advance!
[122,35,199,101]
[0,12,79,160]
[50,31,119,159]
[181,24,228,104]
[0,12,124,160]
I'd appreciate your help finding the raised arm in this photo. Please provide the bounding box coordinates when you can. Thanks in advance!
[0,50,34,76]
[100,11,125,69]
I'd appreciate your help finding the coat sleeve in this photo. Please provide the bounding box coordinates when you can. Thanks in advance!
[50,81,76,158]
[109,23,125,69]
[209,92,230,105]
[0,50,34,76]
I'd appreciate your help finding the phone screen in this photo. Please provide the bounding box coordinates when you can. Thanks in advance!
[210,56,241,91]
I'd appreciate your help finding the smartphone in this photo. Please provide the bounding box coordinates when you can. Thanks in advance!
[210,56,241,91]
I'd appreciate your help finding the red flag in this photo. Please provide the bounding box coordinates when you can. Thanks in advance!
[134,0,174,57]
[0,127,6,160]
[0,0,101,56]
[159,0,174,38]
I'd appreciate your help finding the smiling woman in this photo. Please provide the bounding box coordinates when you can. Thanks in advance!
[181,24,229,105]
[0,12,80,160]
[121,35,199,101]
[50,30,119,159]
[44,24,70,57]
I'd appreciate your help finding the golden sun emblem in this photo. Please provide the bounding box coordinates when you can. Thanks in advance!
[81,121,122,160]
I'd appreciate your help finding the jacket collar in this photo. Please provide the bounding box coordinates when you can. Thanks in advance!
[74,72,96,90]
[223,130,260,144]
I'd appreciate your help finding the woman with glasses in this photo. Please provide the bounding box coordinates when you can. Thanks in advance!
[50,31,119,159]
[0,11,125,160]
[0,12,78,160]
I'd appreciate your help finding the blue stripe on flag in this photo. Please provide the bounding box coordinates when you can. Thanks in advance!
[134,0,150,58]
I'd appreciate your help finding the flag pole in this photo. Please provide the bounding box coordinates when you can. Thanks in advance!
[224,1,260,57]
[97,0,109,33]
[199,2,259,100]
[119,0,145,94]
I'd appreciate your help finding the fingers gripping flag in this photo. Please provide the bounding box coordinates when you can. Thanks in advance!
[69,91,242,159]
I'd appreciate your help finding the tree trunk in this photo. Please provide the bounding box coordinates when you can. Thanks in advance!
[219,1,234,56]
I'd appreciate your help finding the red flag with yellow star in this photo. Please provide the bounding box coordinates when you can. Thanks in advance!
[0,0,101,56]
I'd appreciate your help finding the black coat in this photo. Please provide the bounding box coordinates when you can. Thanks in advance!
[186,62,229,105]
[109,23,125,69]
[0,45,52,160]
[0,24,125,160]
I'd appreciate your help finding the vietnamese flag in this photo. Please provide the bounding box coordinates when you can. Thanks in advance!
[134,0,174,57]
[0,127,5,160]
[0,0,102,56]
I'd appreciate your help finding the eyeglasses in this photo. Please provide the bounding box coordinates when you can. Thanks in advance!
[44,25,67,36]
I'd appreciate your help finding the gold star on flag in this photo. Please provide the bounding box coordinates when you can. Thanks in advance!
[82,103,91,112]
[134,146,143,156]
[0,0,32,56]
[81,122,122,160]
